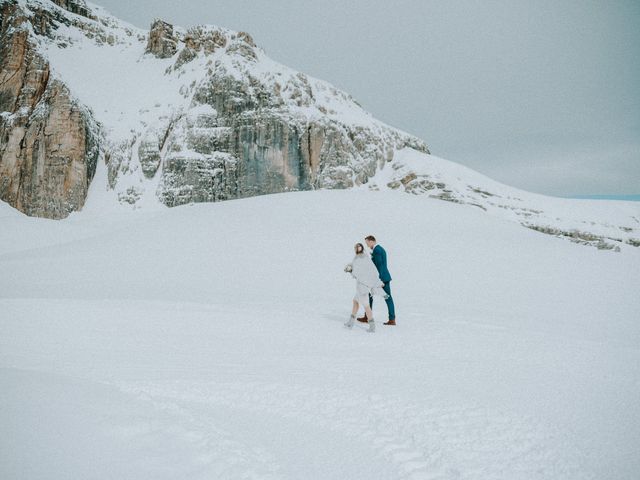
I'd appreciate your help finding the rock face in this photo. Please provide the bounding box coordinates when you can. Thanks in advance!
[142,23,428,207]
[50,0,93,19]
[146,19,177,58]
[0,0,99,218]
[156,94,425,207]
[0,0,428,217]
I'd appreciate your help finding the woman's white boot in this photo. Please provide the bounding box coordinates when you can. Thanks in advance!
[367,318,376,333]
[345,314,355,328]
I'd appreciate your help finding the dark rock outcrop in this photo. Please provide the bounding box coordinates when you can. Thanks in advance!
[50,0,94,19]
[0,0,99,219]
[146,19,177,58]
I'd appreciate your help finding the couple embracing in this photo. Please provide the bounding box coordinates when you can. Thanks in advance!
[344,235,396,333]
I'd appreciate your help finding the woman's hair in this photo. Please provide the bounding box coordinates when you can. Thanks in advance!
[354,243,365,254]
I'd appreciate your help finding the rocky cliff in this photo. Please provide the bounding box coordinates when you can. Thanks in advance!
[0,0,427,217]
[0,0,99,218]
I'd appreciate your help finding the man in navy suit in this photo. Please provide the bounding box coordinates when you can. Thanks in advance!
[358,235,396,325]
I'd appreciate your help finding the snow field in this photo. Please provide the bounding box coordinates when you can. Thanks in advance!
[1,190,639,479]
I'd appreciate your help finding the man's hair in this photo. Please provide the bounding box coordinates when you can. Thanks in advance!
[365,235,376,242]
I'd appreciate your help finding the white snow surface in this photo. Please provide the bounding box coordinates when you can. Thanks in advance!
[1,189,639,479]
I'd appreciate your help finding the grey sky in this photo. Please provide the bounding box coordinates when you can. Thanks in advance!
[96,0,639,196]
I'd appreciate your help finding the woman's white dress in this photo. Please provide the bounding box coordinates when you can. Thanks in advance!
[349,253,387,305]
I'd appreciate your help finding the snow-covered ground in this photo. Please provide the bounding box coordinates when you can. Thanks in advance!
[1,190,639,479]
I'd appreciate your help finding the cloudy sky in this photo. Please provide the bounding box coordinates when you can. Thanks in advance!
[97,0,639,197]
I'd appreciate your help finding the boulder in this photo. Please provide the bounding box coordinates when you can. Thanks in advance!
[146,19,177,58]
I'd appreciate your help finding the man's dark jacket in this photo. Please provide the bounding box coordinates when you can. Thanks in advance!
[371,245,392,283]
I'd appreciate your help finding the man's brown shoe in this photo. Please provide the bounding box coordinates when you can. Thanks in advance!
[357,315,368,323]
[383,319,396,326]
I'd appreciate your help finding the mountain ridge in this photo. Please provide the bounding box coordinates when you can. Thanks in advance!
[0,0,639,251]
[1,0,428,214]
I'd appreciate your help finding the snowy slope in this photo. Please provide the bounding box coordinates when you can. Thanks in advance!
[369,148,640,250]
[1,190,639,479]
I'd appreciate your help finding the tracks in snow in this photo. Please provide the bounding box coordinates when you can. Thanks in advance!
[116,379,591,480]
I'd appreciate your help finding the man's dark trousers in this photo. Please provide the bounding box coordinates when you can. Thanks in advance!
[369,281,395,320]
[369,244,395,320]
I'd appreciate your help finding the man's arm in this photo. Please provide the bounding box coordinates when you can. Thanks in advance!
[371,246,383,270]
[380,247,388,270]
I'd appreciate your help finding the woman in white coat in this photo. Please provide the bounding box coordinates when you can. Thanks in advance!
[344,243,389,332]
